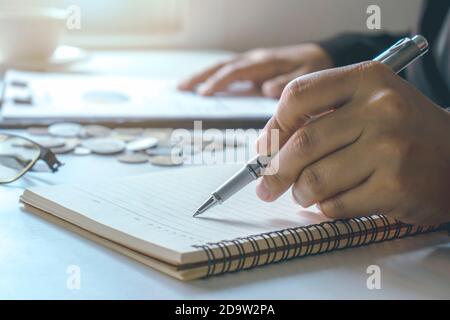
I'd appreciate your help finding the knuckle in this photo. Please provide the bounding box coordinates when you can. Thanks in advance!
[291,127,316,156]
[361,61,392,79]
[377,136,414,166]
[370,89,411,121]
[283,77,309,101]
[248,47,266,56]
[301,166,324,197]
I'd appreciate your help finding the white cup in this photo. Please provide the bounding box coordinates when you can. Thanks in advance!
[0,7,67,62]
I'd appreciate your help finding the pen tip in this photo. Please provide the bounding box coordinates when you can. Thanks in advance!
[193,211,201,217]
[193,195,219,218]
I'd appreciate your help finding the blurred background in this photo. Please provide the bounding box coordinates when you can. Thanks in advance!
[0,0,422,51]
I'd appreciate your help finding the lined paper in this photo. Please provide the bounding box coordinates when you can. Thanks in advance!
[24,164,329,255]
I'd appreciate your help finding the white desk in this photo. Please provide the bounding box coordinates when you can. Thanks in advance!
[1,50,449,299]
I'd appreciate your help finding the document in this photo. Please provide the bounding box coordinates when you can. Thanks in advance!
[2,70,278,123]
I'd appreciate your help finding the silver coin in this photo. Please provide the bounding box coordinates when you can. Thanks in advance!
[146,146,182,157]
[126,137,158,152]
[35,137,66,149]
[143,129,172,143]
[113,128,143,136]
[84,125,111,137]
[81,138,126,155]
[73,147,92,156]
[112,134,138,142]
[27,127,49,136]
[50,138,80,154]
[48,122,83,137]
[149,155,184,166]
[117,153,149,164]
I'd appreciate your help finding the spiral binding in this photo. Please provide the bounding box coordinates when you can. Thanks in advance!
[192,214,447,278]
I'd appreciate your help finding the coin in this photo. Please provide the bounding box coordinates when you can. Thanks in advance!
[146,146,182,157]
[48,122,83,137]
[51,145,73,154]
[117,153,149,164]
[73,147,91,156]
[143,129,172,143]
[81,138,126,155]
[126,137,158,152]
[84,125,111,137]
[113,128,143,136]
[112,134,138,142]
[35,137,66,149]
[27,127,49,136]
[50,139,80,154]
[149,155,184,166]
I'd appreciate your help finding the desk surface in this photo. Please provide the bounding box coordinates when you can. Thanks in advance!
[1,50,449,299]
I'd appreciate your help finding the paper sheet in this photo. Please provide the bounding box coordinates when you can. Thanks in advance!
[3,70,277,121]
[24,164,328,256]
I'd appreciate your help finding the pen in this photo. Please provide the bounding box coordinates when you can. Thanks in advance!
[194,35,429,217]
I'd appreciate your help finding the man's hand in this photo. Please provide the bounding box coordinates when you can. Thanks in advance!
[178,44,333,98]
[256,61,450,225]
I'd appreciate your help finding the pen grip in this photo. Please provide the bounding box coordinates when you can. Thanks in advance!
[214,165,256,202]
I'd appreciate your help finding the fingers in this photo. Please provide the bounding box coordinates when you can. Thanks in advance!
[256,104,363,201]
[177,60,230,91]
[257,62,370,154]
[261,67,310,99]
[291,140,375,207]
[317,173,392,219]
[198,60,286,96]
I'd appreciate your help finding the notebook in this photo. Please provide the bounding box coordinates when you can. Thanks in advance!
[20,164,446,280]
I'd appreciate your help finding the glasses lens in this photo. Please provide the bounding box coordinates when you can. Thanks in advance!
[0,134,40,183]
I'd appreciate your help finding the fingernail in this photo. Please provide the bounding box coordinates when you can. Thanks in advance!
[256,179,271,201]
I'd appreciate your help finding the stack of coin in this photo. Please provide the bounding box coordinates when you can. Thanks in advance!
[25,122,247,167]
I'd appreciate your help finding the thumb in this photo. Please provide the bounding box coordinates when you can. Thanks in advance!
[261,68,310,99]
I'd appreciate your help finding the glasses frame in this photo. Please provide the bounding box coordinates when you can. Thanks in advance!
[0,133,63,184]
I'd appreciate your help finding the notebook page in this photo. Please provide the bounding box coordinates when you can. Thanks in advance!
[24,164,329,259]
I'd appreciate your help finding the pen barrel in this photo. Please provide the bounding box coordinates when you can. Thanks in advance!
[214,155,270,202]
[375,35,429,74]
[213,165,256,202]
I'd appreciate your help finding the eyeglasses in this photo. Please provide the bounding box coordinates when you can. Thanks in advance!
[0,133,63,184]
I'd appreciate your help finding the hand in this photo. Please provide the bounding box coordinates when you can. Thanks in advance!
[178,44,333,98]
[256,61,450,225]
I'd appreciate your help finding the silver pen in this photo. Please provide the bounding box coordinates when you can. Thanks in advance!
[194,35,429,217]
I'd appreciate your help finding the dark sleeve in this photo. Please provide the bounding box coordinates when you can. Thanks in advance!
[317,32,408,67]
